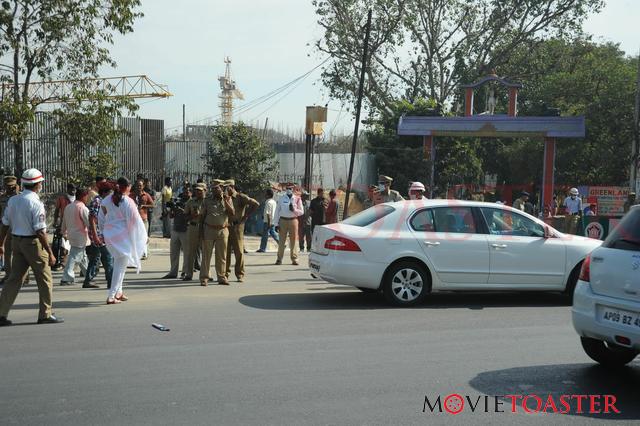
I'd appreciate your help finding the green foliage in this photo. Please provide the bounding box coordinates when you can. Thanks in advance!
[203,123,278,197]
[0,0,142,172]
[313,0,602,112]
[52,89,138,186]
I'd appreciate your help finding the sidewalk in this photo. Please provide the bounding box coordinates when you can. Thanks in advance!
[147,234,282,253]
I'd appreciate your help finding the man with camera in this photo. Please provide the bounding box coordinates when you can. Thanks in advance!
[163,186,192,279]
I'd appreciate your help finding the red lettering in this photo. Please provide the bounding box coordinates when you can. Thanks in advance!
[505,395,522,413]
[542,395,558,413]
[572,395,588,413]
[523,395,542,413]
[589,395,601,413]
[604,395,621,414]
[559,395,571,414]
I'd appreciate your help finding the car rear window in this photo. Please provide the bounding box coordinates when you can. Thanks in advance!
[341,205,395,227]
[603,207,640,251]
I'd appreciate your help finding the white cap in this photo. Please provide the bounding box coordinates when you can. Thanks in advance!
[409,181,426,192]
[569,187,579,196]
[21,168,45,185]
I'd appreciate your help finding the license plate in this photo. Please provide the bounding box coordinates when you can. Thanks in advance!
[598,306,640,329]
[310,262,320,272]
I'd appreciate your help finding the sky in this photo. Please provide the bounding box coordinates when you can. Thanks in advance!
[104,0,640,137]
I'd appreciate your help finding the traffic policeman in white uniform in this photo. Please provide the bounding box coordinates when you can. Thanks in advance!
[0,169,63,326]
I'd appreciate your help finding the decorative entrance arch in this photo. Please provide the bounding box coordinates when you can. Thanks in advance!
[397,74,585,211]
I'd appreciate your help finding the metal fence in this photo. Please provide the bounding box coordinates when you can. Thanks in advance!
[1,114,165,192]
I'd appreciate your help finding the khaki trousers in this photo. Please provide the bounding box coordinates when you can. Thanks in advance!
[2,233,12,278]
[277,218,299,262]
[200,228,228,281]
[183,225,201,279]
[169,230,188,276]
[0,236,53,320]
[226,223,245,279]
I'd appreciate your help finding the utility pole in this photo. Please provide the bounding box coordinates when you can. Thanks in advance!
[631,51,640,193]
[343,9,373,219]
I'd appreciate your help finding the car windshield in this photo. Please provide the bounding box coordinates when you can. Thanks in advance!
[603,207,640,251]
[341,205,395,227]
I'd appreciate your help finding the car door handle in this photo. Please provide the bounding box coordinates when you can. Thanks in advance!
[491,243,508,249]
[591,256,604,263]
[423,241,440,246]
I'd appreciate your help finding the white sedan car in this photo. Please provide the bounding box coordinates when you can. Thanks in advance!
[572,205,640,366]
[309,200,602,306]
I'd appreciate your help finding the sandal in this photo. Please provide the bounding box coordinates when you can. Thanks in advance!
[115,293,128,301]
[106,298,121,305]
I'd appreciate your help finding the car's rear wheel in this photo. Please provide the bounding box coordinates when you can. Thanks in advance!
[382,261,430,306]
[562,263,581,304]
[580,337,638,367]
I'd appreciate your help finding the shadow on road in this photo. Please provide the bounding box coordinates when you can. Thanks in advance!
[12,300,101,310]
[239,291,569,310]
[469,363,640,420]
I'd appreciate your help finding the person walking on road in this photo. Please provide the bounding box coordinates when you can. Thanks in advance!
[224,179,259,283]
[325,189,339,224]
[130,180,154,260]
[60,188,91,286]
[257,189,279,252]
[274,184,303,266]
[200,180,235,286]
[84,182,113,290]
[99,177,147,305]
[0,168,63,326]
[161,177,173,238]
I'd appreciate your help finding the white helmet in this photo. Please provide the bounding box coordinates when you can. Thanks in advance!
[21,168,45,185]
[569,187,579,196]
[409,181,426,192]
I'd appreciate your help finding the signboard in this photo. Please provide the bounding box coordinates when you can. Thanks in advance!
[587,186,630,216]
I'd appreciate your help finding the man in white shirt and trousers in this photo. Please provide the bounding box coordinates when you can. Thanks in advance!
[0,169,63,326]
[274,184,304,265]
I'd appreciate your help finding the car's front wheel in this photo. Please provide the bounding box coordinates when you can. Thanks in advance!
[382,261,430,306]
[580,337,638,367]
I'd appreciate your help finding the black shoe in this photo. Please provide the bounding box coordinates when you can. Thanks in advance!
[59,281,73,286]
[0,317,12,327]
[275,260,282,265]
[162,274,177,279]
[182,276,193,281]
[255,249,265,253]
[82,283,100,289]
[37,315,64,325]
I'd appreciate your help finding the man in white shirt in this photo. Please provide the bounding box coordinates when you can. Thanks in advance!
[563,187,583,216]
[274,184,304,265]
[257,188,279,253]
[0,168,62,326]
[60,188,93,287]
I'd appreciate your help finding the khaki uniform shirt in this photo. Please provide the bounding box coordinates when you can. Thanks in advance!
[184,198,205,225]
[202,196,232,228]
[229,192,253,224]
[0,191,17,230]
[377,190,404,204]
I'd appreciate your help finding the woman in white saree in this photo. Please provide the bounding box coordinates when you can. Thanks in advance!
[99,177,147,304]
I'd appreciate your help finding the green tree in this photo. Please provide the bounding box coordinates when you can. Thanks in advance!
[52,89,138,185]
[203,123,278,197]
[313,0,602,113]
[0,0,142,174]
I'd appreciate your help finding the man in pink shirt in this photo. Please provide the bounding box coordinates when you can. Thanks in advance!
[60,188,95,287]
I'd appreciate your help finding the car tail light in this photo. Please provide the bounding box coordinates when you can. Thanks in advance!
[579,254,591,282]
[324,236,361,252]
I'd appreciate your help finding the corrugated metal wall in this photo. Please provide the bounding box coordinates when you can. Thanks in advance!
[164,140,209,185]
[0,114,166,193]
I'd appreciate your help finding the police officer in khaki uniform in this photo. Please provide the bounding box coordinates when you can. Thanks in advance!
[0,169,63,326]
[0,176,18,285]
[182,183,207,281]
[224,179,259,282]
[200,180,234,286]
[374,175,404,204]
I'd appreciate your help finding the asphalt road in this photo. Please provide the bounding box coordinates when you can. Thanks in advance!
[0,237,638,425]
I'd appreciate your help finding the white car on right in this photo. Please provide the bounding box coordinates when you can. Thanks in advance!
[572,205,640,366]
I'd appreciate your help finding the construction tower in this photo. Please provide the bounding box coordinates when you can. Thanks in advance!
[218,57,244,126]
